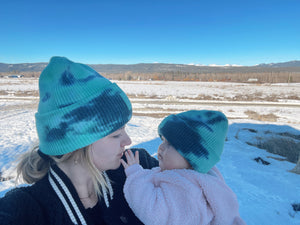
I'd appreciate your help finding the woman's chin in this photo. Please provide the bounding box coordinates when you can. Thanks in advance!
[112,161,121,170]
[100,161,121,171]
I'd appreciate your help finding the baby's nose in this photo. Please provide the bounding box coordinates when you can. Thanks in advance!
[158,144,165,152]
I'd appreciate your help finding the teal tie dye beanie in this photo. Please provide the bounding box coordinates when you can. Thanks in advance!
[35,57,132,156]
[158,110,228,173]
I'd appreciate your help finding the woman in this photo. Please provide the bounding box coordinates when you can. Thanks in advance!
[0,57,158,225]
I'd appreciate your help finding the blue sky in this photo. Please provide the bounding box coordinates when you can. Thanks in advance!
[1,0,299,66]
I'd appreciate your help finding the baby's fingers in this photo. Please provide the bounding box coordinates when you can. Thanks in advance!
[120,159,128,169]
[125,150,139,166]
[134,150,140,164]
[124,150,134,163]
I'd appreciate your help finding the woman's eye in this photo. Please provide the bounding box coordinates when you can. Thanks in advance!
[112,133,122,138]
[111,127,125,138]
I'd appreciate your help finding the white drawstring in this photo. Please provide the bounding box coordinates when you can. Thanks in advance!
[102,171,114,208]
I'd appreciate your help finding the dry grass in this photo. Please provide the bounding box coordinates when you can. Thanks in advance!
[286,95,300,100]
[133,107,178,112]
[0,90,39,97]
[0,90,9,95]
[290,157,300,174]
[239,128,300,166]
[133,112,171,118]
[128,92,300,102]
[0,102,38,112]
[245,110,278,122]
[127,94,163,99]
[257,136,300,163]
[14,91,39,97]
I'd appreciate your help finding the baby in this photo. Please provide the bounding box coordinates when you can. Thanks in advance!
[121,110,246,225]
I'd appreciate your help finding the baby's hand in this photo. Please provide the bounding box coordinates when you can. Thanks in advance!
[121,150,140,169]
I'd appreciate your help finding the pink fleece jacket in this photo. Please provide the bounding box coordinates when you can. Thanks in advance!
[124,164,246,225]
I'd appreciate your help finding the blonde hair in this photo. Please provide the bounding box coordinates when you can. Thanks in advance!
[16,144,108,198]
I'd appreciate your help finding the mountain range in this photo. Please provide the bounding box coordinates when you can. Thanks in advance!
[0,60,300,74]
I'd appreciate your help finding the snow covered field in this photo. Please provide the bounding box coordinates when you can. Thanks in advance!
[0,78,300,224]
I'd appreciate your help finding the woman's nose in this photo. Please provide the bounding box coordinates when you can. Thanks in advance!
[122,131,132,146]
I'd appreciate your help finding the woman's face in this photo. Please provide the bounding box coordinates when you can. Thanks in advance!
[91,126,132,171]
[157,136,191,171]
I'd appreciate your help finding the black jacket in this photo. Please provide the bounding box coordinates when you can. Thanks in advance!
[0,148,158,225]
[100,148,158,225]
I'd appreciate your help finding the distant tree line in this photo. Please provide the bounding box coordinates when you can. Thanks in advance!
[1,70,300,83]
[100,71,300,83]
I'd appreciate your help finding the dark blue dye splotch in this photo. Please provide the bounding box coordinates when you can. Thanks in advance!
[159,116,209,160]
[58,102,74,109]
[205,111,215,118]
[179,113,212,132]
[60,67,75,86]
[46,122,68,142]
[45,87,131,142]
[189,120,212,132]
[60,66,101,86]
[63,88,129,125]
[207,115,227,125]
[80,73,100,83]
[205,111,227,125]
[42,92,51,102]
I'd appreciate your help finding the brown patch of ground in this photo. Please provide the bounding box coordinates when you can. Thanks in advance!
[0,90,39,97]
[128,92,300,102]
[133,112,171,118]
[244,110,278,122]
[0,102,38,112]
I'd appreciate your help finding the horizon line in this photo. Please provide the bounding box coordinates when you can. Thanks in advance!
[1,59,300,67]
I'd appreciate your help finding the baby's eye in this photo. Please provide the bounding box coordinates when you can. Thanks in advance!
[161,138,170,145]
[160,136,167,141]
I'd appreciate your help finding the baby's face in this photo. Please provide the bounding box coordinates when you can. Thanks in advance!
[157,136,191,171]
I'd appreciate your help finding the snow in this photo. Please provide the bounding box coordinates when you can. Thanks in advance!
[0,78,300,224]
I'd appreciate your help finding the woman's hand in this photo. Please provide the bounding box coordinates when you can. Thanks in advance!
[121,150,140,169]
